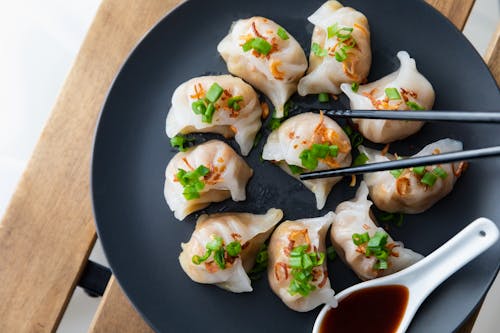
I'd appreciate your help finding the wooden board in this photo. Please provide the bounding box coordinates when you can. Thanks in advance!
[0,0,487,332]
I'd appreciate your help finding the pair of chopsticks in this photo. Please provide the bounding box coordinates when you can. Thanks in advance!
[299,110,500,181]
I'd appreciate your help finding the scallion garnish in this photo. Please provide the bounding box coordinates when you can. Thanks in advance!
[379,212,405,227]
[335,46,348,62]
[352,231,391,270]
[351,82,359,92]
[192,100,206,115]
[287,244,325,297]
[412,166,426,176]
[288,164,305,174]
[326,23,356,62]
[267,100,292,130]
[242,37,272,55]
[170,134,194,152]
[277,27,289,40]
[421,171,438,187]
[299,143,339,170]
[342,125,363,149]
[176,165,210,200]
[433,166,448,179]
[353,153,369,166]
[228,95,244,111]
[406,101,425,110]
[318,92,330,103]
[206,83,224,103]
[192,234,242,270]
[327,246,336,261]
[385,87,401,100]
[248,243,268,280]
[389,169,404,178]
[311,42,328,57]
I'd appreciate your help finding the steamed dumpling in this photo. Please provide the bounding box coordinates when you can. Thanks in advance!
[179,208,283,292]
[359,138,464,213]
[164,140,253,220]
[262,112,351,209]
[331,182,423,280]
[267,212,337,311]
[341,51,435,143]
[166,75,263,156]
[298,0,371,96]
[218,16,308,118]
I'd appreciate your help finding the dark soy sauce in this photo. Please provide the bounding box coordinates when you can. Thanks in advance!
[319,285,409,333]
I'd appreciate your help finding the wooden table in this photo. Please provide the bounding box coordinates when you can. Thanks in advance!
[0,0,498,332]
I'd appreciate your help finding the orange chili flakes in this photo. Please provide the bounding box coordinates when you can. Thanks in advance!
[288,131,295,139]
[270,59,285,80]
[274,262,289,281]
[349,175,357,187]
[288,229,311,249]
[354,23,368,36]
[318,271,328,288]
[362,224,370,230]
[261,101,270,119]
[252,21,265,39]
[205,261,218,273]
[396,177,411,196]
[189,83,205,100]
[231,233,242,240]
[452,161,468,177]
[380,144,390,156]
[181,157,194,170]
[229,125,238,134]
[217,157,225,164]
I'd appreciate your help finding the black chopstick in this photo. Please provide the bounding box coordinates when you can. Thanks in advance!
[324,110,500,123]
[299,146,500,180]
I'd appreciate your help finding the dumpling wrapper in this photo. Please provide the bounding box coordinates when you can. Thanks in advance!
[262,112,351,209]
[218,16,308,118]
[164,140,253,220]
[359,138,463,214]
[179,208,283,293]
[268,212,337,311]
[331,181,423,280]
[166,75,262,156]
[341,51,435,143]
[298,0,371,96]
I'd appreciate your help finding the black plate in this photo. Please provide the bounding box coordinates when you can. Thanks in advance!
[92,0,500,332]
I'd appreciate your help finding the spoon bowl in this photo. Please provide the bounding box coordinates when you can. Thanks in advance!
[313,217,499,333]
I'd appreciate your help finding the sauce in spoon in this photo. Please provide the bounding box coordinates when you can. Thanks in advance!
[319,285,409,333]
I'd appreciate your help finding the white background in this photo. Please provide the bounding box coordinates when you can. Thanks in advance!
[0,0,498,332]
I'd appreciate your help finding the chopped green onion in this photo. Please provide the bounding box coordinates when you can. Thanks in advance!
[191,99,206,115]
[311,42,328,57]
[277,27,289,40]
[290,245,308,257]
[318,92,330,102]
[406,101,425,110]
[287,244,326,297]
[374,259,388,270]
[202,103,216,123]
[214,248,226,269]
[228,95,244,110]
[248,243,268,280]
[343,125,363,149]
[226,241,242,257]
[412,166,426,176]
[327,246,336,260]
[335,46,348,62]
[385,87,401,100]
[170,135,194,152]
[192,249,212,265]
[288,164,304,174]
[342,125,353,136]
[206,235,223,251]
[267,101,292,130]
[390,169,404,178]
[336,27,354,40]
[421,171,438,187]
[367,231,388,249]
[176,165,210,200]
[299,143,339,170]
[433,166,448,179]
[352,232,370,246]
[353,153,369,166]
[252,131,262,149]
[327,23,339,39]
[206,83,224,103]
[351,82,359,92]
[242,37,272,55]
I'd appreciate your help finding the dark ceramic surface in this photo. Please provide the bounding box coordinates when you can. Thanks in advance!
[92,0,500,332]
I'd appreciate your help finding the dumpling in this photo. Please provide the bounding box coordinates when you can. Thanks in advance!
[359,138,464,214]
[164,140,253,220]
[267,212,337,311]
[179,208,283,293]
[298,0,371,96]
[217,16,308,118]
[262,112,351,209]
[331,181,423,280]
[341,51,435,143]
[166,75,263,156]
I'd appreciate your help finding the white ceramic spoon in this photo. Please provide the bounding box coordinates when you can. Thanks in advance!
[313,217,499,333]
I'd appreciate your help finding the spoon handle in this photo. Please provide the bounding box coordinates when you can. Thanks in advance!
[396,218,499,333]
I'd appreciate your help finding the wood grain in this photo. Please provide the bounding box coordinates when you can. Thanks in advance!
[484,23,500,86]
[426,0,476,30]
[89,277,154,333]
